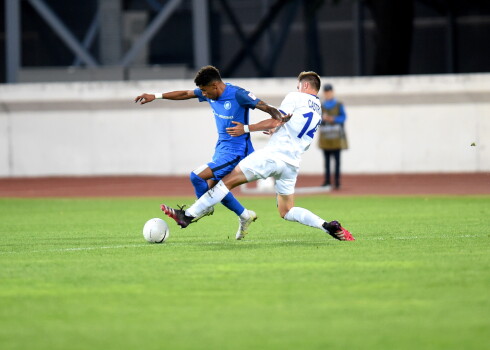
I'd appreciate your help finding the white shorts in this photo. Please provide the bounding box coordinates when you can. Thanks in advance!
[238,149,298,195]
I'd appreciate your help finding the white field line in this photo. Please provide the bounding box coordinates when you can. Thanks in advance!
[0,234,487,255]
[0,243,152,255]
[51,244,151,251]
[365,234,485,241]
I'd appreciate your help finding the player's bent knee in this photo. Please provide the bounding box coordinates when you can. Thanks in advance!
[192,164,208,176]
[191,164,214,180]
[190,172,204,183]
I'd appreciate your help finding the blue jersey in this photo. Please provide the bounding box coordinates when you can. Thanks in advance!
[194,83,259,157]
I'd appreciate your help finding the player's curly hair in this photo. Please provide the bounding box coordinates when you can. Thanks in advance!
[194,65,222,86]
[298,71,321,92]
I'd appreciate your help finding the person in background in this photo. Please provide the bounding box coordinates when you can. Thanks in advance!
[318,83,348,189]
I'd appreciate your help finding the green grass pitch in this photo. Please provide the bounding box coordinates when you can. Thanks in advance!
[0,196,489,350]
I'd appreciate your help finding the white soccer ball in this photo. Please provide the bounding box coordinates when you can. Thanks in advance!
[142,218,170,243]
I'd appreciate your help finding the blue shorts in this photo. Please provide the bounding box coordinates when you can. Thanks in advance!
[208,153,244,181]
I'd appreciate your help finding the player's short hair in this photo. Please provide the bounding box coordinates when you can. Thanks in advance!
[194,65,222,86]
[298,71,321,92]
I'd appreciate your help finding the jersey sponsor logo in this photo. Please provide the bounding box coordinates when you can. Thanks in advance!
[224,101,232,110]
[213,111,233,119]
[248,92,257,100]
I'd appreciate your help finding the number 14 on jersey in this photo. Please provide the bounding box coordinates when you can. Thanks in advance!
[298,112,321,138]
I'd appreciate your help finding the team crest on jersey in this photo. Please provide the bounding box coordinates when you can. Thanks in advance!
[224,101,232,110]
[248,92,257,100]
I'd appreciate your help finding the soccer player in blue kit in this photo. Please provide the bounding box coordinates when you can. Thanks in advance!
[160,71,355,241]
[135,66,284,237]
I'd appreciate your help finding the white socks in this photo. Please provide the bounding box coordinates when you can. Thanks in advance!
[239,209,250,221]
[186,180,229,218]
[185,187,324,232]
[284,207,324,229]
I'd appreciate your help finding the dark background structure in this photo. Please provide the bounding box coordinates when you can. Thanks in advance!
[1,0,490,83]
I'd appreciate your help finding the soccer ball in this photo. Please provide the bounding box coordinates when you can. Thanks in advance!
[142,218,170,243]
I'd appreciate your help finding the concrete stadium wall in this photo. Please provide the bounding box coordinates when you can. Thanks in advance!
[0,74,489,177]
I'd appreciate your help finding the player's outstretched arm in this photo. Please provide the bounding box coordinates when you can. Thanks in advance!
[255,100,287,121]
[134,90,196,104]
[226,119,282,137]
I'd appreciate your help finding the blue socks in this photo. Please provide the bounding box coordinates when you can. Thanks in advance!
[221,192,245,216]
[190,172,209,197]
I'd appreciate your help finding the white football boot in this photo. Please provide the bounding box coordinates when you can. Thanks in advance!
[236,210,257,240]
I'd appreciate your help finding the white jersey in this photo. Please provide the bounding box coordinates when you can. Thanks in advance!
[264,92,322,167]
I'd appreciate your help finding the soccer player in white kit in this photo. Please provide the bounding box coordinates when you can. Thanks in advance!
[162,72,355,241]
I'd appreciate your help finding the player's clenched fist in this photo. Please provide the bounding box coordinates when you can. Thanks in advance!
[134,93,156,104]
